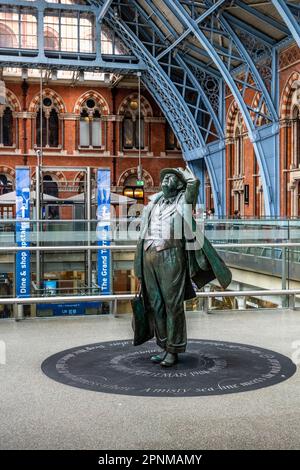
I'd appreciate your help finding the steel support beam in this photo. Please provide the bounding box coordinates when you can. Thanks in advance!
[119,0,226,214]
[0,0,95,12]
[130,0,220,78]
[128,0,223,139]
[104,7,228,212]
[0,0,144,71]
[0,54,144,72]
[175,54,223,139]
[204,0,277,120]
[162,0,271,128]
[163,0,279,216]
[37,2,45,61]
[108,16,204,153]
[97,0,113,23]
[234,0,290,36]
[271,0,300,48]
[156,0,227,61]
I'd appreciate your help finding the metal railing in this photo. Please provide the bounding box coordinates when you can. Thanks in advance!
[1,240,300,318]
[1,241,300,252]
[0,289,299,305]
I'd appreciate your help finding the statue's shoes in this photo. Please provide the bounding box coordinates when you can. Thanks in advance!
[151,352,166,363]
[160,352,178,367]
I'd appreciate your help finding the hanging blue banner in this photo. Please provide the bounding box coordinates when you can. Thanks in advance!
[97,169,111,294]
[15,167,31,297]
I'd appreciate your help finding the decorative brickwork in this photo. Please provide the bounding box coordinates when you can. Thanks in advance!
[0,166,15,177]
[279,45,300,71]
[280,71,300,119]
[28,88,67,113]
[226,100,239,138]
[117,167,154,188]
[73,90,109,115]
[118,93,153,117]
[5,89,21,112]
[0,81,184,206]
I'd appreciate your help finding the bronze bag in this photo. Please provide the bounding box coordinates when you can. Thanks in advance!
[131,289,154,346]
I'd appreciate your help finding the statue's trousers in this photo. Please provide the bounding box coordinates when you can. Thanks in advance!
[142,245,187,353]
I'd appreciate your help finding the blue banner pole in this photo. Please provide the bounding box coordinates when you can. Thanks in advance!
[97,169,111,297]
[15,167,31,304]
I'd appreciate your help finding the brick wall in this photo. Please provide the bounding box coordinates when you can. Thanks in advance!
[0,80,184,205]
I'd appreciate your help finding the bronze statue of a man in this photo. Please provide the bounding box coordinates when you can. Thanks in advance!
[134,167,231,367]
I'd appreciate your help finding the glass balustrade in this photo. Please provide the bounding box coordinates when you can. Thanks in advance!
[0,218,300,318]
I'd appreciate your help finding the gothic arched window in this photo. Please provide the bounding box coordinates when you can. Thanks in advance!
[135,114,144,149]
[122,100,144,150]
[123,112,134,149]
[292,106,300,168]
[0,106,13,146]
[229,112,245,215]
[49,108,59,147]
[43,174,58,198]
[79,99,102,148]
[44,26,59,51]
[43,175,59,219]
[234,114,244,177]
[0,23,17,48]
[0,174,13,194]
[36,97,59,147]
[166,122,180,150]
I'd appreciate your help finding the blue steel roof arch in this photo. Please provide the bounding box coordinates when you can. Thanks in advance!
[100,1,227,215]
[120,0,222,78]
[159,52,221,142]
[166,0,278,123]
[126,0,224,141]
[212,11,278,121]
[115,0,227,213]
[159,0,279,216]
[111,0,222,143]
[97,0,114,22]
[175,53,224,138]
[161,0,264,131]
[103,11,205,155]
[100,2,229,215]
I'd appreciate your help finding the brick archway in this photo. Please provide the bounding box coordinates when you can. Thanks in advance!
[74,171,86,183]
[118,93,153,117]
[0,166,15,178]
[118,167,154,187]
[5,89,21,112]
[31,169,67,187]
[280,72,300,119]
[226,100,240,138]
[73,91,109,114]
[29,88,67,113]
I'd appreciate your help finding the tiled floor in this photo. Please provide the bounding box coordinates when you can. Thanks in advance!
[0,309,299,450]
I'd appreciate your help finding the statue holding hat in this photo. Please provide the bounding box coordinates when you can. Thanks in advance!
[133,166,232,367]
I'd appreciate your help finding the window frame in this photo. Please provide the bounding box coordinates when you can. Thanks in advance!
[78,101,103,149]
[36,100,60,149]
[0,105,14,148]
[122,111,145,151]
